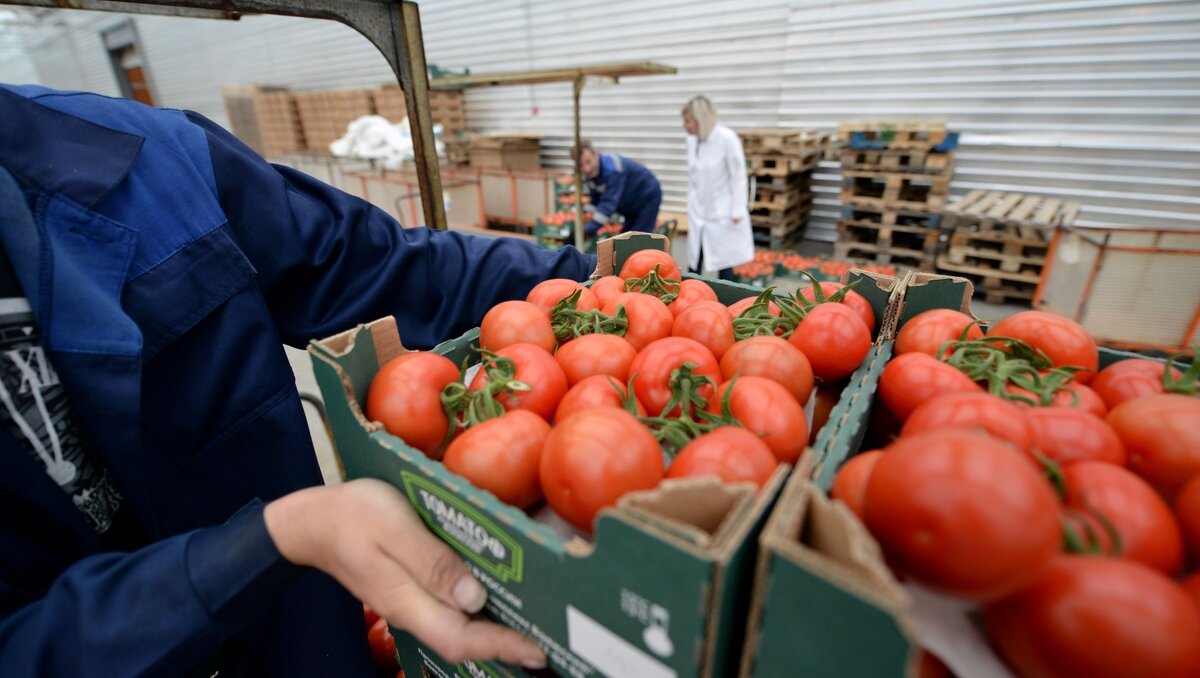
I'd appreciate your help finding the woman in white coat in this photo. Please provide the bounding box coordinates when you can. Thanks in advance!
[682,96,754,280]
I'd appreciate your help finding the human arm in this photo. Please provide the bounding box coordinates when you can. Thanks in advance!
[185,112,595,349]
[725,130,750,224]
[0,468,544,674]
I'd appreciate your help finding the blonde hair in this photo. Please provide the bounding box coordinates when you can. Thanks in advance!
[682,95,718,140]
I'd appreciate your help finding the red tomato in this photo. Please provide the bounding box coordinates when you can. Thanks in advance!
[602,292,674,351]
[619,249,681,281]
[667,426,777,489]
[984,556,1200,678]
[553,333,637,387]
[589,275,627,308]
[469,343,568,421]
[1183,572,1200,611]
[830,450,882,521]
[540,408,664,531]
[720,336,814,405]
[809,386,841,445]
[628,337,721,416]
[367,617,398,670]
[901,392,1034,452]
[706,377,808,464]
[1062,462,1183,575]
[1175,474,1200,566]
[1003,375,1108,419]
[667,279,719,317]
[526,278,599,315]
[672,300,735,360]
[366,352,460,457]
[864,429,1060,601]
[1025,407,1126,466]
[363,603,381,630]
[443,410,549,508]
[555,374,644,421]
[878,353,983,421]
[1092,358,1183,410]
[788,303,872,383]
[990,310,1099,384]
[728,295,780,318]
[895,309,983,358]
[479,300,556,353]
[1108,394,1200,499]
[799,282,876,333]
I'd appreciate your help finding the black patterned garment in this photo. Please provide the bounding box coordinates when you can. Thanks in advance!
[0,244,142,549]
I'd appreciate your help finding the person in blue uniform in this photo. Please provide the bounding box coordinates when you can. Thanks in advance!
[573,139,663,238]
[0,84,594,676]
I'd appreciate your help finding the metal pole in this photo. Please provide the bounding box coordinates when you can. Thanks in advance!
[394,2,446,230]
[572,74,586,251]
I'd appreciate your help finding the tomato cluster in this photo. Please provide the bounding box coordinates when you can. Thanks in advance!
[743,250,896,278]
[367,248,876,533]
[835,308,1200,677]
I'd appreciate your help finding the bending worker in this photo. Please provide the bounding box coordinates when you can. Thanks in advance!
[574,139,663,238]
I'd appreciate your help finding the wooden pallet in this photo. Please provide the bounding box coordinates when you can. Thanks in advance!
[739,128,832,155]
[839,148,953,174]
[837,121,957,151]
[837,220,940,258]
[935,258,1039,305]
[944,190,1081,240]
[749,153,821,177]
[840,204,941,229]
[751,188,813,212]
[751,202,812,229]
[841,170,951,211]
[752,223,806,251]
[833,241,929,269]
[944,230,1049,273]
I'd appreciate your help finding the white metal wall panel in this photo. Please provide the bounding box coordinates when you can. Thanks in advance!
[12,1,1199,242]
[778,0,1200,240]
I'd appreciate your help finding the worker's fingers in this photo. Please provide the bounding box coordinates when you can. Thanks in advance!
[387,577,547,669]
[352,479,488,613]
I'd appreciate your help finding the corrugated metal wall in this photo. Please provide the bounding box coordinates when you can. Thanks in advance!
[12,1,1199,239]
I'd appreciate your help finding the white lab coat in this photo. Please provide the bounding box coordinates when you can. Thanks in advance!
[686,124,754,274]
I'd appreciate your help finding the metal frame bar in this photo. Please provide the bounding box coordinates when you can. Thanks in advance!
[2,0,447,230]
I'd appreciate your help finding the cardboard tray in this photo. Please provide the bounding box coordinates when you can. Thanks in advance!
[308,233,900,678]
[741,269,1181,678]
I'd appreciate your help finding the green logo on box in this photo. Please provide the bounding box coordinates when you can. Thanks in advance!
[401,471,524,583]
[457,661,502,678]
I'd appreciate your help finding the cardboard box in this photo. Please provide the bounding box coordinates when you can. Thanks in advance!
[742,269,1180,678]
[294,88,376,152]
[308,233,899,677]
[309,234,774,678]
[219,84,306,158]
[471,134,542,171]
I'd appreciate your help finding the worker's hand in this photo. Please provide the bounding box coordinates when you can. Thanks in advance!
[264,479,547,669]
[732,215,743,224]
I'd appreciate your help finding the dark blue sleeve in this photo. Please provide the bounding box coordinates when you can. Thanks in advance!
[594,167,626,221]
[185,113,596,349]
[0,496,302,676]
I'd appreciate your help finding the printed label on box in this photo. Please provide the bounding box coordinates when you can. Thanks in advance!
[566,606,677,678]
[402,471,524,583]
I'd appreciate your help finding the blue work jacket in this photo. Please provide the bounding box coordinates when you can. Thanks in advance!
[0,85,594,676]
[583,153,662,236]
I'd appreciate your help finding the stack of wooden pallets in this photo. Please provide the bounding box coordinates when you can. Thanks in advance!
[937,190,1081,304]
[834,122,959,270]
[738,128,832,250]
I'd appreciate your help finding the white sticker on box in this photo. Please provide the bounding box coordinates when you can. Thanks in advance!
[566,605,677,678]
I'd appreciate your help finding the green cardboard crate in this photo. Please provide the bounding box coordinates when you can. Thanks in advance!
[742,269,1184,678]
[308,233,900,678]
